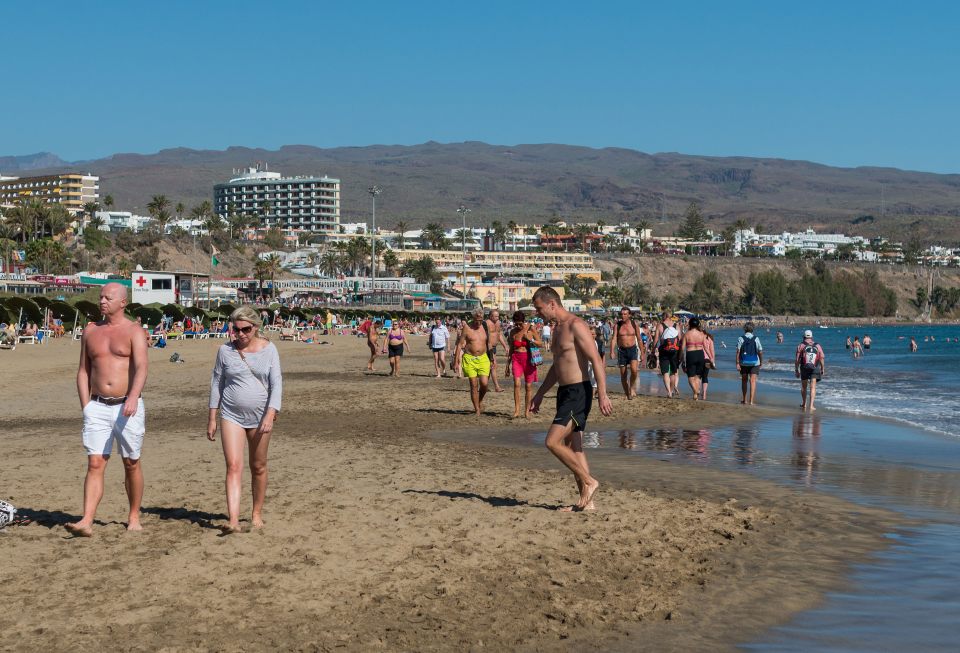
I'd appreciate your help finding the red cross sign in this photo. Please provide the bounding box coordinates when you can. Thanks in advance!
[135,276,147,287]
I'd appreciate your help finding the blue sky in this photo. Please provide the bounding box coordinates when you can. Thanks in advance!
[4,1,959,173]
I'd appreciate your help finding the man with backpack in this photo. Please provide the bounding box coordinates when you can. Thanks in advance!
[795,329,826,411]
[736,322,763,405]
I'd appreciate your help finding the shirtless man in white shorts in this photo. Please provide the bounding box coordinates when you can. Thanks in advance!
[66,282,149,536]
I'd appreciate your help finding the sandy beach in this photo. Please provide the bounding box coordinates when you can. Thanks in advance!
[1,333,903,651]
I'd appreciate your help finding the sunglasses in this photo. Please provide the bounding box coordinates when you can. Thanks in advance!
[234,325,255,334]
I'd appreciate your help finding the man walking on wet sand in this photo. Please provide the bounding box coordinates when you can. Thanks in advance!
[529,286,613,511]
[66,282,148,536]
[454,309,491,416]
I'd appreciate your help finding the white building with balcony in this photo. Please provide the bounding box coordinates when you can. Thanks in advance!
[94,210,154,233]
[214,163,340,234]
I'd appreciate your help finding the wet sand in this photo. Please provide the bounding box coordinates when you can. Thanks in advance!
[0,333,902,651]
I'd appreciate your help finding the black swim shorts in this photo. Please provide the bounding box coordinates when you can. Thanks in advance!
[388,344,404,357]
[685,350,706,378]
[799,367,821,381]
[487,347,497,360]
[659,349,681,375]
[617,344,639,367]
[553,381,593,432]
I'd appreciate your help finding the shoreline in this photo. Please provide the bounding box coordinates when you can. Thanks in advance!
[1,336,903,651]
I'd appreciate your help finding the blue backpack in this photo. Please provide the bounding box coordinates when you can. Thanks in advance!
[739,334,760,366]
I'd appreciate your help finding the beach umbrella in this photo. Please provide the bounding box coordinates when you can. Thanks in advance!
[32,296,52,310]
[47,301,76,320]
[0,305,11,324]
[161,303,185,321]
[127,302,143,312]
[4,297,44,324]
[132,306,164,327]
[184,306,210,326]
[214,304,236,317]
[73,300,102,321]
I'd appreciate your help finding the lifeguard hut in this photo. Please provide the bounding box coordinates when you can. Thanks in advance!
[131,270,209,306]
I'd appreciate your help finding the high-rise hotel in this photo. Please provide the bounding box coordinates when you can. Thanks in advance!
[214,164,340,233]
[0,173,100,215]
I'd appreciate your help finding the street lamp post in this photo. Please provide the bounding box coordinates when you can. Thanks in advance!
[457,204,471,297]
[368,185,382,292]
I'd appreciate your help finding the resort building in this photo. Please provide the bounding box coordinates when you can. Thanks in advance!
[392,248,599,284]
[94,210,154,233]
[213,164,340,234]
[0,173,100,215]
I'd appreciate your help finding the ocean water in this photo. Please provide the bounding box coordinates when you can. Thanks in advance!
[680,324,960,438]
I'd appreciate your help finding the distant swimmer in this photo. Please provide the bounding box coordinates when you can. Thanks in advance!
[910,337,918,352]
[845,336,852,350]
[795,329,825,411]
[529,286,612,512]
[67,283,148,537]
[863,334,872,350]
[852,336,863,359]
[777,331,784,344]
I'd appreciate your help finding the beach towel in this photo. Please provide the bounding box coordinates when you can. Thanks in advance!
[0,500,15,530]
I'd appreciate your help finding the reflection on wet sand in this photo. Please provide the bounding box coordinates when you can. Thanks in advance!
[792,414,822,487]
[614,427,715,462]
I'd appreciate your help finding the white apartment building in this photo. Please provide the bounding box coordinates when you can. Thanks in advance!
[95,210,154,233]
[0,173,99,215]
[214,164,340,233]
[733,228,866,257]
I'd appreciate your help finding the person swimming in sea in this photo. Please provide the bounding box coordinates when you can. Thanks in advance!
[910,337,918,352]
[852,336,863,358]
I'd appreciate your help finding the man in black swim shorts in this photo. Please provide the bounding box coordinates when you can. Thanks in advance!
[529,286,613,512]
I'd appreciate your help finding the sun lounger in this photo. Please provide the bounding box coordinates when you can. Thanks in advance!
[279,328,299,341]
[17,335,36,345]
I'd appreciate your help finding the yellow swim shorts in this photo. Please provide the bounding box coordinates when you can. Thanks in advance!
[461,353,491,379]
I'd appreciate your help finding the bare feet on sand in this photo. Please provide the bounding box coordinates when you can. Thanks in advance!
[65,522,93,537]
[126,519,143,532]
[577,478,600,510]
[558,501,596,513]
[221,523,243,535]
[251,516,265,529]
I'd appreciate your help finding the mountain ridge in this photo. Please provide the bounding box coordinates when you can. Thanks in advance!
[4,142,960,240]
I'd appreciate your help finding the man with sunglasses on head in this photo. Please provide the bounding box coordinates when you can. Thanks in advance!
[67,282,149,537]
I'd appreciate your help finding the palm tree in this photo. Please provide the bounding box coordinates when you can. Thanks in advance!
[625,282,650,307]
[421,223,448,250]
[147,195,171,234]
[635,219,652,251]
[382,250,400,275]
[393,221,409,249]
[319,252,342,277]
[103,194,114,210]
[253,258,270,297]
[596,219,606,233]
[611,266,624,288]
[344,238,368,275]
[3,203,30,243]
[253,254,282,298]
[574,223,594,252]
[401,256,440,285]
[82,201,100,232]
[602,233,617,252]
[175,202,186,222]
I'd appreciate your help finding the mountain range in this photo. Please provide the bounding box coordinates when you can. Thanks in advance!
[3,142,960,241]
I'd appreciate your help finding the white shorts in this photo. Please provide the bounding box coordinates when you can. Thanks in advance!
[82,398,146,459]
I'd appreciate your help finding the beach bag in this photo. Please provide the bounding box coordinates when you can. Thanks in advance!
[659,326,680,352]
[0,499,15,530]
[529,345,544,366]
[801,343,820,371]
[739,335,760,366]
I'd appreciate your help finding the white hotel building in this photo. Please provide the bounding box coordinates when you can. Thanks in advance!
[214,164,340,234]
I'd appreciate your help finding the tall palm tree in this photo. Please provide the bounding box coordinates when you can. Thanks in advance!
[3,203,30,243]
[393,221,409,250]
[421,223,448,250]
[574,223,594,252]
[382,250,400,275]
[319,252,342,277]
[175,202,186,222]
[635,219,652,251]
[611,267,624,288]
[147,195,171,234]
[400,256,440,285]
[82,201,100,233]
[103,194,114,210]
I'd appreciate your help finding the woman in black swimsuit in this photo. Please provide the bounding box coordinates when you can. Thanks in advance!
[385,320,409,377]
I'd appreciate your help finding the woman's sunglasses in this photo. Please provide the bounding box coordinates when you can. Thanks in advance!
[234,325,255,334]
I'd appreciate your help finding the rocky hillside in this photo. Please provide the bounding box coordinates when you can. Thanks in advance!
[594,255,960,319]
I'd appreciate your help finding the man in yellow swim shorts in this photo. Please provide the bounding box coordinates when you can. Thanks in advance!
[454,309,491,416]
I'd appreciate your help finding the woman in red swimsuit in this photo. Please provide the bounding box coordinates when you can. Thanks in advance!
[506,310,543,418]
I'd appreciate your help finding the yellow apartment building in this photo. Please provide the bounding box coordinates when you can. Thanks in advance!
[0,173,100,215]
